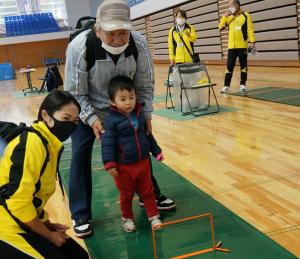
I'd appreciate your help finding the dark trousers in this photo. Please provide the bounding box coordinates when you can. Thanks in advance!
[69,121,161,220]
[0,232,89,259]
[224,48,248,87]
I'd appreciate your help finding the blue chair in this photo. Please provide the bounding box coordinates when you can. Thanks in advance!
[0,63,15,81]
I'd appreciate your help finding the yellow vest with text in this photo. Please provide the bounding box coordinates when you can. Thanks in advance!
[219,11,255,49]
[0,121,63,234]
[168,23,197,63]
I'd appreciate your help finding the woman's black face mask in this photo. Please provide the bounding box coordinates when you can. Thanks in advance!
[48,116,77,142]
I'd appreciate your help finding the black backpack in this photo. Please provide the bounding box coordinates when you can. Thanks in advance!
[69,16,96,42]
[46,65,63,92]
[0,121,50,230]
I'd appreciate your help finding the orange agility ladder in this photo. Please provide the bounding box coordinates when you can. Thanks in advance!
[152,213,230,259]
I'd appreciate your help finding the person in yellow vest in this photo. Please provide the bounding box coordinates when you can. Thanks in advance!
[219,0,256,93]
[168,10,198,65]
[0,90,89,259]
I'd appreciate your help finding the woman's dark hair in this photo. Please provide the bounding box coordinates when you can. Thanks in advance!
[175,10,187,19]
[37,90,81,121]
[108,75,135,101]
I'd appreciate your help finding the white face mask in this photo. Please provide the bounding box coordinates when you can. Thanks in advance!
[228,5,237,14]
[176,18,186,26]
[101,41,129,55]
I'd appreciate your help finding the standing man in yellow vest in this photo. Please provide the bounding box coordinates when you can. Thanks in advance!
[219,0,256,93]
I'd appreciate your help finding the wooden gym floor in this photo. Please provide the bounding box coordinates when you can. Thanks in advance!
[0,64,299,257]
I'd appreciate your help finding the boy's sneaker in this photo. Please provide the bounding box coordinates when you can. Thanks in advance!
[240,84,247,92]
[149,215,162,230]
[73,219,92,238]
[221,86,230,93]
[139,194,176,210]
[122,218,136,232]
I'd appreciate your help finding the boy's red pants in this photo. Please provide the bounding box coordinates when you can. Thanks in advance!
[113,158,158,219]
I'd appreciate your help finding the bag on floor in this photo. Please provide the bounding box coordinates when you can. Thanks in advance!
[46,65,63,92]
[172,66,208,112]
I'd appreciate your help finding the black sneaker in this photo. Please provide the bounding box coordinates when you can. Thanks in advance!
[139,194,176,210]
[72,219,93,238]
[156,194,176,210]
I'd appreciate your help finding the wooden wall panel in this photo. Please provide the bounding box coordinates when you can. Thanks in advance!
[131,0,300,64]
[254,17,298,32]
[152,36,168,44]
[151,22,173,33]
[148,8,175,60]
[132,18,145,26]
[297,0,300,58]
[248,52,299,61]
[181,0,222,61]
[150,9,173,21]
[151,16,174,27]
[151,30,169,38]
[132,17,146,39]
[0,38,68,69]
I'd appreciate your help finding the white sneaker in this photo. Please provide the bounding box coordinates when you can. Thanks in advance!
[221,86,230,93]
[149,215,162,230]
[240,85,247,92]
[122,218,136,232]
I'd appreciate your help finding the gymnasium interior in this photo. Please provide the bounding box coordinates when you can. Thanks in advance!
[0,0,299,258]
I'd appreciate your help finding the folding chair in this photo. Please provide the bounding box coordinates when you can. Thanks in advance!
[164,65,175,109]
[174,62,220,117]
[42,50,64,67]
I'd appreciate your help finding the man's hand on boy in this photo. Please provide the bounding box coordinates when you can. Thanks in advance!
[108,168,119,177]
[92,119,105,139]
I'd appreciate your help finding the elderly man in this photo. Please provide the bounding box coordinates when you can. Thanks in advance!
[64,0,175,237]
[219,0,256,93]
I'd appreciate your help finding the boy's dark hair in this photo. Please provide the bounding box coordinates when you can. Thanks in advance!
[175,10,187,19]
[108,76,135,101]
[37,90,81,121]
[235,0,241,5]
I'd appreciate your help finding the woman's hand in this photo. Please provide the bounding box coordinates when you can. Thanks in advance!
[224,10,232,17]
[48,231,69,247]
[248,42,256,49]
[108,168,119,177]
[46,221,69,233]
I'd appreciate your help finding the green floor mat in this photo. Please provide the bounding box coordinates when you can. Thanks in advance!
[60,144,296,259]
[154,94,166,103]
[14,90,46,99]
[153,106,237,121]
[229,87,300,106]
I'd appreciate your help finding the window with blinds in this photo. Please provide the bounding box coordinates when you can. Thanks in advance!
[38,0,67,20]
[0,0,18,24]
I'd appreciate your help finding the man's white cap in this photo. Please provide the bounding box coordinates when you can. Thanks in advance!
[96,0,133,31]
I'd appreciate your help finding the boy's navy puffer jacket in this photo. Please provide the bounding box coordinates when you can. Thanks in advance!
[101,103,161,170]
